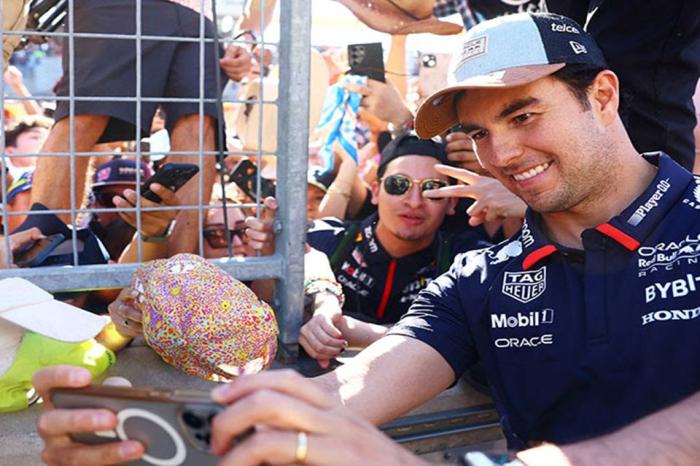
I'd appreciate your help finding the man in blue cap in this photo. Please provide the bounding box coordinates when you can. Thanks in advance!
[304,11,700,458]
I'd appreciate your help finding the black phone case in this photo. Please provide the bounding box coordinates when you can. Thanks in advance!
[141,163,200,203]
[230,159,275,200]
[51,386,223,466]
[348,42,385,82]
[12,233,65,268]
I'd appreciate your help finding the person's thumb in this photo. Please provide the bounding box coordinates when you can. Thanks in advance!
[261,196,278,222]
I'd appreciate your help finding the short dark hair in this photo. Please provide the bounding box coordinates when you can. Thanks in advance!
[550,64,606,110]
[5,116,52,148]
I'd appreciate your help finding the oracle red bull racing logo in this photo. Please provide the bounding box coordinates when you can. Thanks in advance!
[501,267,546,303]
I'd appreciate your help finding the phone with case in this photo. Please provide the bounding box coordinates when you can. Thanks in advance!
[50,385,225,466]
[229,159,275,200]
[347,42,386,82]
[12,233,65,268]
[141,163,200,203]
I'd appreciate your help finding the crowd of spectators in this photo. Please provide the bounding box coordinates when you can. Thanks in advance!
[1,0,700,465]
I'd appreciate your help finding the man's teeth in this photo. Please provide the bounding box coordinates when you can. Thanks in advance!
[513,162,550,182]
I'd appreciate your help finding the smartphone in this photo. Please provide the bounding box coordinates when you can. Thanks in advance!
[229,159,275,200]
[418,52,450,98]
[51,385,226,466]
[141,163,200,203]
[12,233,65,267]
[347,42,385,82]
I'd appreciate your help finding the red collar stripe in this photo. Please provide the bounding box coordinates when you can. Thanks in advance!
[376,259,397,320]
[523,244,557,270]
[595,223,640,251]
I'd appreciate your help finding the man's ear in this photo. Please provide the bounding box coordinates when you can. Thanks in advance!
[589,70,619,127]
[370,180,380,205]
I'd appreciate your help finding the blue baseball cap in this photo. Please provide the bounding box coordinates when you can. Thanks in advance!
[415,13,607,139]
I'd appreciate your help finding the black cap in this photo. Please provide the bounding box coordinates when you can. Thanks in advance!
[377,134,449,178]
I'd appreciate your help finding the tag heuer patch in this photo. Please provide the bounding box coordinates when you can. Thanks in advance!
[502,267,546,303]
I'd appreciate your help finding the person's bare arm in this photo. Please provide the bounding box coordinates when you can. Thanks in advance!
[518,390,700,466]
[314,335,455,425]
[386,35,407,97]
[236,0,277,35]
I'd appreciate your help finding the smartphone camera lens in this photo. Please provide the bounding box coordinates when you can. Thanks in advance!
[182,410,204,429]
[422,54,437,68]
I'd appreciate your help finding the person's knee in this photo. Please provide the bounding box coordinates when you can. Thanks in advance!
[172,114,216,133]
[53,114,109,136]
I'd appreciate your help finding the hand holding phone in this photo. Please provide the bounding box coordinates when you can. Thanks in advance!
[141,163,200,203]
[12,233,65,268]
[51,385,227,466]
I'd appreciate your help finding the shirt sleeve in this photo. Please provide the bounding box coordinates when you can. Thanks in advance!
[306,218,345,256]
[387,257,479,379]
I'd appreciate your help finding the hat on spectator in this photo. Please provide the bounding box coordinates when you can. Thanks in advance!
[338,0,462,35]
[0,278,113,412]
[132,254,278,381]
[377,133,448,178]
[92,158,153,189]
[415,13,607,138]
[307,167,334,193]
[6,170,32,204]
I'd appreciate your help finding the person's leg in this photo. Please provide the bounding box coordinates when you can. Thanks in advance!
[161,4,226,255]
[30,115,109,223]
[166,113,217,255]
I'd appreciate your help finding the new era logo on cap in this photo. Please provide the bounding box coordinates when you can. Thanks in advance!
[569,41,587,54]
[415,13,607,139]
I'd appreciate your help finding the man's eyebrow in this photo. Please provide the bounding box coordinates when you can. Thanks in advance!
[497,97,539,120]
[459,97,540,134]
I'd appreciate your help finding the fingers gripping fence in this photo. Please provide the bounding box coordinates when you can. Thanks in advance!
[0,0,311,361]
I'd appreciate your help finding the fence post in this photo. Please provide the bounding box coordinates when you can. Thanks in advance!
[274,0,311,363]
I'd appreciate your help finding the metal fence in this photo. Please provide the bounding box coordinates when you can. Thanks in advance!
[0,0,310,360]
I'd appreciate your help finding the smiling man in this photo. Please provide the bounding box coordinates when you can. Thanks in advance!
[305,12,700,460]
[289,135,487,366]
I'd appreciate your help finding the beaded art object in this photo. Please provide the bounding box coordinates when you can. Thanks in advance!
[131,254,278,381]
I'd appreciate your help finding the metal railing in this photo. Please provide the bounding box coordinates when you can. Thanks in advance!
[0,0,310,360]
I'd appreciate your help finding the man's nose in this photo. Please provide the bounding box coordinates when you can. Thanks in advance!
[405,183,425,208]
[484,133,524,168]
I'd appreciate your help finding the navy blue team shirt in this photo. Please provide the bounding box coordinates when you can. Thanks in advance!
[390,153,700,448]
[307,213,488,324]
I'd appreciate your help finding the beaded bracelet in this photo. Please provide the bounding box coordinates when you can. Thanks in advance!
[304,277,345,307]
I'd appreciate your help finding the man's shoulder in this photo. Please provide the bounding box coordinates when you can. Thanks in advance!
[448,235,525,282]
[306,217,352,256]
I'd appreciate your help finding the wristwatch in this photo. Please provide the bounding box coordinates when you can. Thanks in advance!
[141,220,175,243]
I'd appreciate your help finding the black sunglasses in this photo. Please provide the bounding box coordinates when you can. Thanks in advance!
[382,174,447,200]
[203,222,246,249]
[89,190,121,208]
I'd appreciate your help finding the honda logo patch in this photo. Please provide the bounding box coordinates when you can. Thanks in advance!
[502,267,547,303]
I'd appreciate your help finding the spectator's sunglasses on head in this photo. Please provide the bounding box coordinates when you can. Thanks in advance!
[382,174,447,200]
[203,222,246,249]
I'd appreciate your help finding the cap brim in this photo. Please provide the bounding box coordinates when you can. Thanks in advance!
[0,299,107,343]
[0,320,24,375]
[415,64,565,139]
